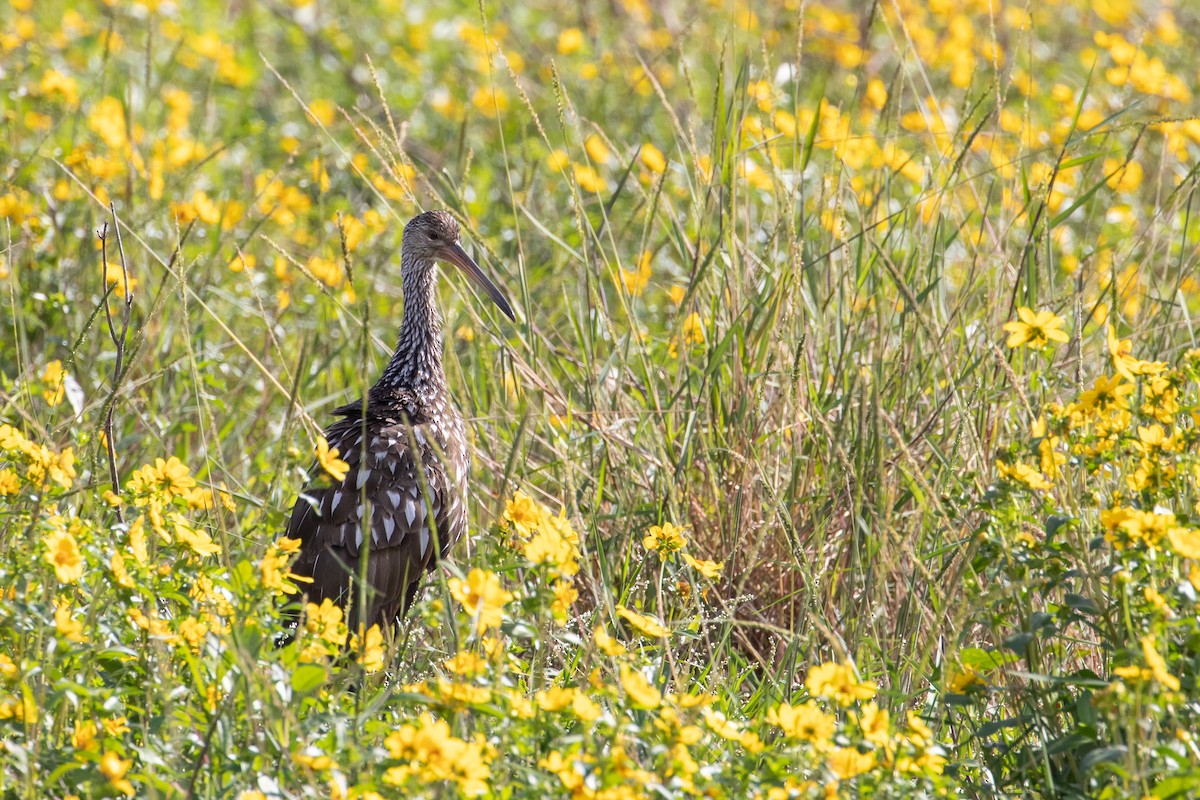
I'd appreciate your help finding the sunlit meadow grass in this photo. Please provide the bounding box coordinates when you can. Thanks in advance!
[2,0,1200,797]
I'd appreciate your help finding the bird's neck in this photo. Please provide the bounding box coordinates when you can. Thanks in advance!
[374,252,445,399]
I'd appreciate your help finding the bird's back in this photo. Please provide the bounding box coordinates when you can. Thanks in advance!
[286,387,469,631]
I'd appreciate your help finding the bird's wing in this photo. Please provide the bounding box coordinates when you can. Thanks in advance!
[286,413,451,627]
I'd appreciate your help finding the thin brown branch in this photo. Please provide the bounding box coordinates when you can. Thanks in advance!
[98,203,135,522]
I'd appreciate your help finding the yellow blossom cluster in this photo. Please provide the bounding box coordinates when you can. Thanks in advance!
[0,423,75,491]
[1100,506,1200,554]
[448,568,513,634]
[766,663,945,781]
[503,490,582,578]
[1002,307,1069,351]
[640,521,723,581]
[124,453,233,516]
[43,519,85,584]
[299,598,348,663]
[806,660,877,707]
[1113,635,1181,691]
[350,624,385,672]
[260,536,310,596]
[383,714,493,797]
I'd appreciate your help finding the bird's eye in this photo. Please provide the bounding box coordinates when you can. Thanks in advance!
[429,232,440,241]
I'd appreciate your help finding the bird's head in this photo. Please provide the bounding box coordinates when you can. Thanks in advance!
[404,210,516,321]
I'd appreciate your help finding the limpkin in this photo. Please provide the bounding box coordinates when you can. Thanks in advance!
[284,210,515,634]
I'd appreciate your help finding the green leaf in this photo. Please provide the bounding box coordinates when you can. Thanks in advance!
[1082,745,1127,773]
[291,664,327,695]
[1064,593,1100,615]
[1152,773,1200,798]
[957,647,1019,671]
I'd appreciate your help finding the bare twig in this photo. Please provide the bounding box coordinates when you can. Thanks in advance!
[98,203,135,521]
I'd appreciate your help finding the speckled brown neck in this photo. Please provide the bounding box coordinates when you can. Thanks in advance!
[373,248,446,400]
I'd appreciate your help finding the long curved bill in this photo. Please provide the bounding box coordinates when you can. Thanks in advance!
[441,243,516,322]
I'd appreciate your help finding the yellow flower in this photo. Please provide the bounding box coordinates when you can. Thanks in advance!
[448,569,513,632]
[1168,527,1200,559]
[865,78,888,110]
[128,517,148,565]
[444,650,487,675]
[616,605,669,638]
[857,702,891,747]
[571,692,601,722]
[593,626,627,656]
[128,456,196,500]
[434,677,491,705]
[38,69,79,105]
[536,686,578,712]
[88,97,128,150]
[109,552,134,588]
[584,134,611,164]
[546,149,570,173]
[72,719,99,752]
[174,516,221,557]
[540,750,582,789]
[178,617,208,652]
[904,711,935,747]
[0,469,19,496]
[1114,664,1148,682]
[1077,374,1134,414]
[49,447,76,490]
[104,260,137,296]
[806,661,876,706]
[523,513,580,577]
[228,253,256,272]
[682,553,723,579]
[470,86,509,118]
[277,536,302,554]
[619,665,661,708]
[681,312,706,345]
[314,436,350,482]
[55,602,86,643]
[639,143,667,173]
[305,599,348,648]
[1104,157,1143,193]
[642,521,686,554]
[0,424,28,451]
[44,527,84,583]
[551,579,577,621]
[701,707,744,741]
[619,251,652,296]
[104,716,130,736]
[1102,507,1175,549]
[1140,635,1180,691]
[1106,326,1167,380]
[353,624,386,672]
[767,701,836,745]
[41,360,66,406]
[573,163,607,194]
[503,490,547,537]
[995,460,1053,492]
[98,751,134,796]
[383,714,492,797]
[828,746,876,779]
[260,537,311,596]
[293,749,337,771]
[946,666,985,694]
[1002,307,1069,350]
[557,27,584,55]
